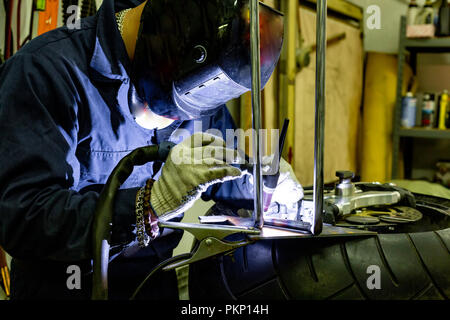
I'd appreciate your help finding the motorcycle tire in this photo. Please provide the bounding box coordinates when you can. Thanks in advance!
[188,194,450,300]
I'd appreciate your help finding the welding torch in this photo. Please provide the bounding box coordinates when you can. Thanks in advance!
[262,118,289,212]
[234,118,290,212]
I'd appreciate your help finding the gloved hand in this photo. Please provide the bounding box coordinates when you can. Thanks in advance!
[150,133,247,222]
[248,155,304,207]
[270,157,304,205]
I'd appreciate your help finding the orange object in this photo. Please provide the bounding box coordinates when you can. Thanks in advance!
[37,0,60,36]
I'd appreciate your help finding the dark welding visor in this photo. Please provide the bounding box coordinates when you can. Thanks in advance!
[130,0,284,120]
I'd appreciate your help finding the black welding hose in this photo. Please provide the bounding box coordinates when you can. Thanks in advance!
[129,252,192,300]
[91,142,175,300]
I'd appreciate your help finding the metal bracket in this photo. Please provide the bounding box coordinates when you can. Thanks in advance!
[326,191,401,216]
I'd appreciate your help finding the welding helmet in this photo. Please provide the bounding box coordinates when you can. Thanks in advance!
[129,0,284,120]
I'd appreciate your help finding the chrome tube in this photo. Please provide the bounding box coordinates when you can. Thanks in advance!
[249,0,264,229]
[312,0,326,235]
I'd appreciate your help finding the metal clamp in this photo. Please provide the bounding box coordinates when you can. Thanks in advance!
[158,221,260,270]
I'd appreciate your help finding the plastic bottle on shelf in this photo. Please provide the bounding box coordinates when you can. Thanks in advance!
[401,92,417,128]
[437,0,450,36]
[421,93,436,128]
[446,92,450,129]
[438,90,448,130]
[423,0,435,24]
[407,0,419,26]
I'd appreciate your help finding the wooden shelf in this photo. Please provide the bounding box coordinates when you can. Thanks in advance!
[392,17,450,180]
[404,37,450,52]
[399,128,450,139]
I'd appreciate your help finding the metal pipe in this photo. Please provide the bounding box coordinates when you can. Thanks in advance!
[249,0,264,229]
[312,0,326,235]
[285,0,298,165]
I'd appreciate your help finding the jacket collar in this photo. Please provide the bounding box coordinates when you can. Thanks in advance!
[89,0,131,82]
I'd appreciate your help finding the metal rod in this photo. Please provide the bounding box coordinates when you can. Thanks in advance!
[312,0,326,235]
[285,0,297,165]
[249,0,264,229]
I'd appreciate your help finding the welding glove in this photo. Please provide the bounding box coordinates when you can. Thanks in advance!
[270,157,304,204]
[248,155,304,207]
[150,133,248,223]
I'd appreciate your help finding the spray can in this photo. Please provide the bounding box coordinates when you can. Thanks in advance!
[421,93,436,128]
[401,92,417,128]
[447,99,450,129]
[438,90,449,130]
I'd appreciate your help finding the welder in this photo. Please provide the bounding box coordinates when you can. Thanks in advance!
[0,0,302,299]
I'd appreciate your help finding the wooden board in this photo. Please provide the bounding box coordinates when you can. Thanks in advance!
[294,7,363,186]
[303,0,363,21]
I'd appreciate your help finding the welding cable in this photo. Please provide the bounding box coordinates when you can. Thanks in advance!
[16,0,21,50]
[13,0,32,52]
[5,0,13,60]
[80,0,96,18]
[91,142,175,300]
[19,0,34,48]
[129,253,192,300]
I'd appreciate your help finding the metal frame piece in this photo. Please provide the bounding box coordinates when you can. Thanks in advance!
[158,219,375,271]
[312,0,327,235]
[159,221,259,241]
[249,0,264,229]
[249,224,376,240]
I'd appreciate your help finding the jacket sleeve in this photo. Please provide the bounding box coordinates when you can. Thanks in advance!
[0,53,137,262]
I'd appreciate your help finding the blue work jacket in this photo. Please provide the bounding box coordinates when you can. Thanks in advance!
[0,0,252,299]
